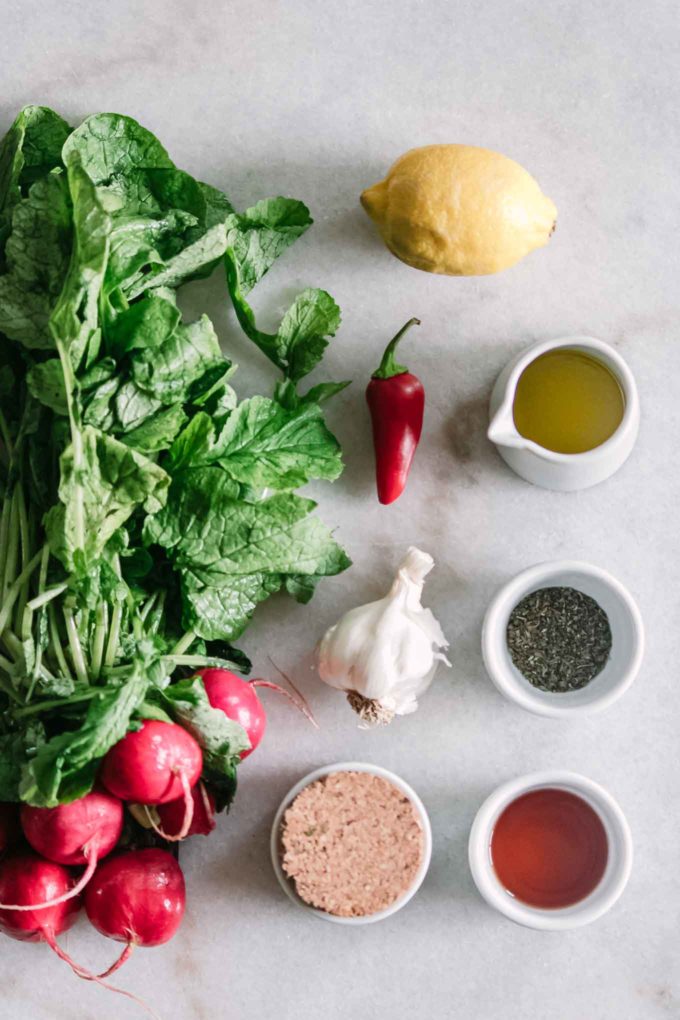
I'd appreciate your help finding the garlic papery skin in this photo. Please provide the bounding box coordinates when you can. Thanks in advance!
[317,547,450,726]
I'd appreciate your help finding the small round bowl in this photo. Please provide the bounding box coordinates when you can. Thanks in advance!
[468,770,633,930]
[482,560,644,717]
[270,761,432,925]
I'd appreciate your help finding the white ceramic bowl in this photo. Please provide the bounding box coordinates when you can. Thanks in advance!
[270,761,432,925]
[482,560,644,717]
[468,770,633,930]
[488,335,640,491]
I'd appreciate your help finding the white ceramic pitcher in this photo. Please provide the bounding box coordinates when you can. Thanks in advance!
[488,336,640,491]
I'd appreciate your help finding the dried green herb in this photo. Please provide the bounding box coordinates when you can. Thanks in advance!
[506,586,612,693]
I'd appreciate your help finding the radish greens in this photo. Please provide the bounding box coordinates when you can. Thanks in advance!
[0,106,349,808]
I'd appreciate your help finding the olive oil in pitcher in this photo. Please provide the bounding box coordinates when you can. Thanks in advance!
[512,348,624,454]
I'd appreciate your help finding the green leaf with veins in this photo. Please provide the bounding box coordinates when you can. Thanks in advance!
[224,198,312,296]
[11,107,71,188]
[0,106,71,258]
[45,425,169,572]
[276,288,341,382]
[80,357,117,391]
[143,467,240,551]
[225,246,341,382]
[0,723,46,801]
[106,294,181,356]
[61,113,182,215]
[169,398,342,489]
[83,375,164,434]
[63,114,221,296]
[128,222,228,296]
[130,314,226,402]
[27,359,68,414]
[198,181,234,228]
[114,379,167,428]
[119,403,188,454]
[158,674,250,764]
[83,312,227,451]
[184,573,283,641]
[145,480,349,587]
[274,377,351,410]
[0,172,72,347]
[104,210,196,303]
[284,573,322,604]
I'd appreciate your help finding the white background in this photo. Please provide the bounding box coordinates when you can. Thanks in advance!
[1,1,679,1017]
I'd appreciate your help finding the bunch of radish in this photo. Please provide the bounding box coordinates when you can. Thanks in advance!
[0,670,270,1010]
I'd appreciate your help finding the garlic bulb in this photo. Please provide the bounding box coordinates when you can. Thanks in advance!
[317,547,450,726]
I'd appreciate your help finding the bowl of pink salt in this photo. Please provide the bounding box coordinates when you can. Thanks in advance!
[270,762,432,925]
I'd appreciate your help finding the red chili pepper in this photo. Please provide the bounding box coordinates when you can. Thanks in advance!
[366,318,424,505]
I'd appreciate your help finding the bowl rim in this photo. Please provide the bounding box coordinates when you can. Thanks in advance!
[468,770,633,930]
[481,559,645,717]
[269,760,432,925]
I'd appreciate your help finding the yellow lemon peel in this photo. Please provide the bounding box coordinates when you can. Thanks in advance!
[361,144,557,276]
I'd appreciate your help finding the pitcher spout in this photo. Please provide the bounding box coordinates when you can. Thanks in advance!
[487,404,527,449]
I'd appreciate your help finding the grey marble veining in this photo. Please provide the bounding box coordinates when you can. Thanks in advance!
[1,1,680,1017]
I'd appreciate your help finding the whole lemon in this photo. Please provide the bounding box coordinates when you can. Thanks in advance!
[361,144,557,276]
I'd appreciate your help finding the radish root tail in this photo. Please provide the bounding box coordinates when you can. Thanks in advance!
[97,940,135,978]
[144,770,195,842]
[44,931,160,1020]
[0,841,99,911]
[252,660,318,729]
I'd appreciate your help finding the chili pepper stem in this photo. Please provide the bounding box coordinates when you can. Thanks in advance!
[372,318,421,380]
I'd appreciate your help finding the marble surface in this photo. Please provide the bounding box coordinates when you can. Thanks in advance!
[1,1,680,1017]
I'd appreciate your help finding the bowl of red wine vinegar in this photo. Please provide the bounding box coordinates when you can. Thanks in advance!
[468,771,632,930]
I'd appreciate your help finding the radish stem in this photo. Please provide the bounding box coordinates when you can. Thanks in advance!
[0,653,15,675]
[138,593,157,624]
[90,601,108,680]
[28,583,67,612]
[1,628,22,659]
[0,406,13,459]
[171,630,196,656]
[0,676,22,704]
[47,603,72,681]
[103,604,122,669]
[63,608,88,685]
[13,689,98,717]
[0,550,42,637]
[55,337,85,556]
[13,485,30,633]
[103,556,124,668]
[0,494,12,594]
[3,489,20,598]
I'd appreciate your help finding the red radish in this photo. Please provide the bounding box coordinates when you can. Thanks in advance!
[0,853,158,1015]
[1,791,123,913]
[85,848,185,951]
[21,789,123,865]
[200,668,266,758]
[156,782,216,838]
[0,854,80,943]
[0,804,19,854]
[100,721,202,804]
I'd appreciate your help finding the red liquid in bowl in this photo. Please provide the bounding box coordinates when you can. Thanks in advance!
[489,788,609,909]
